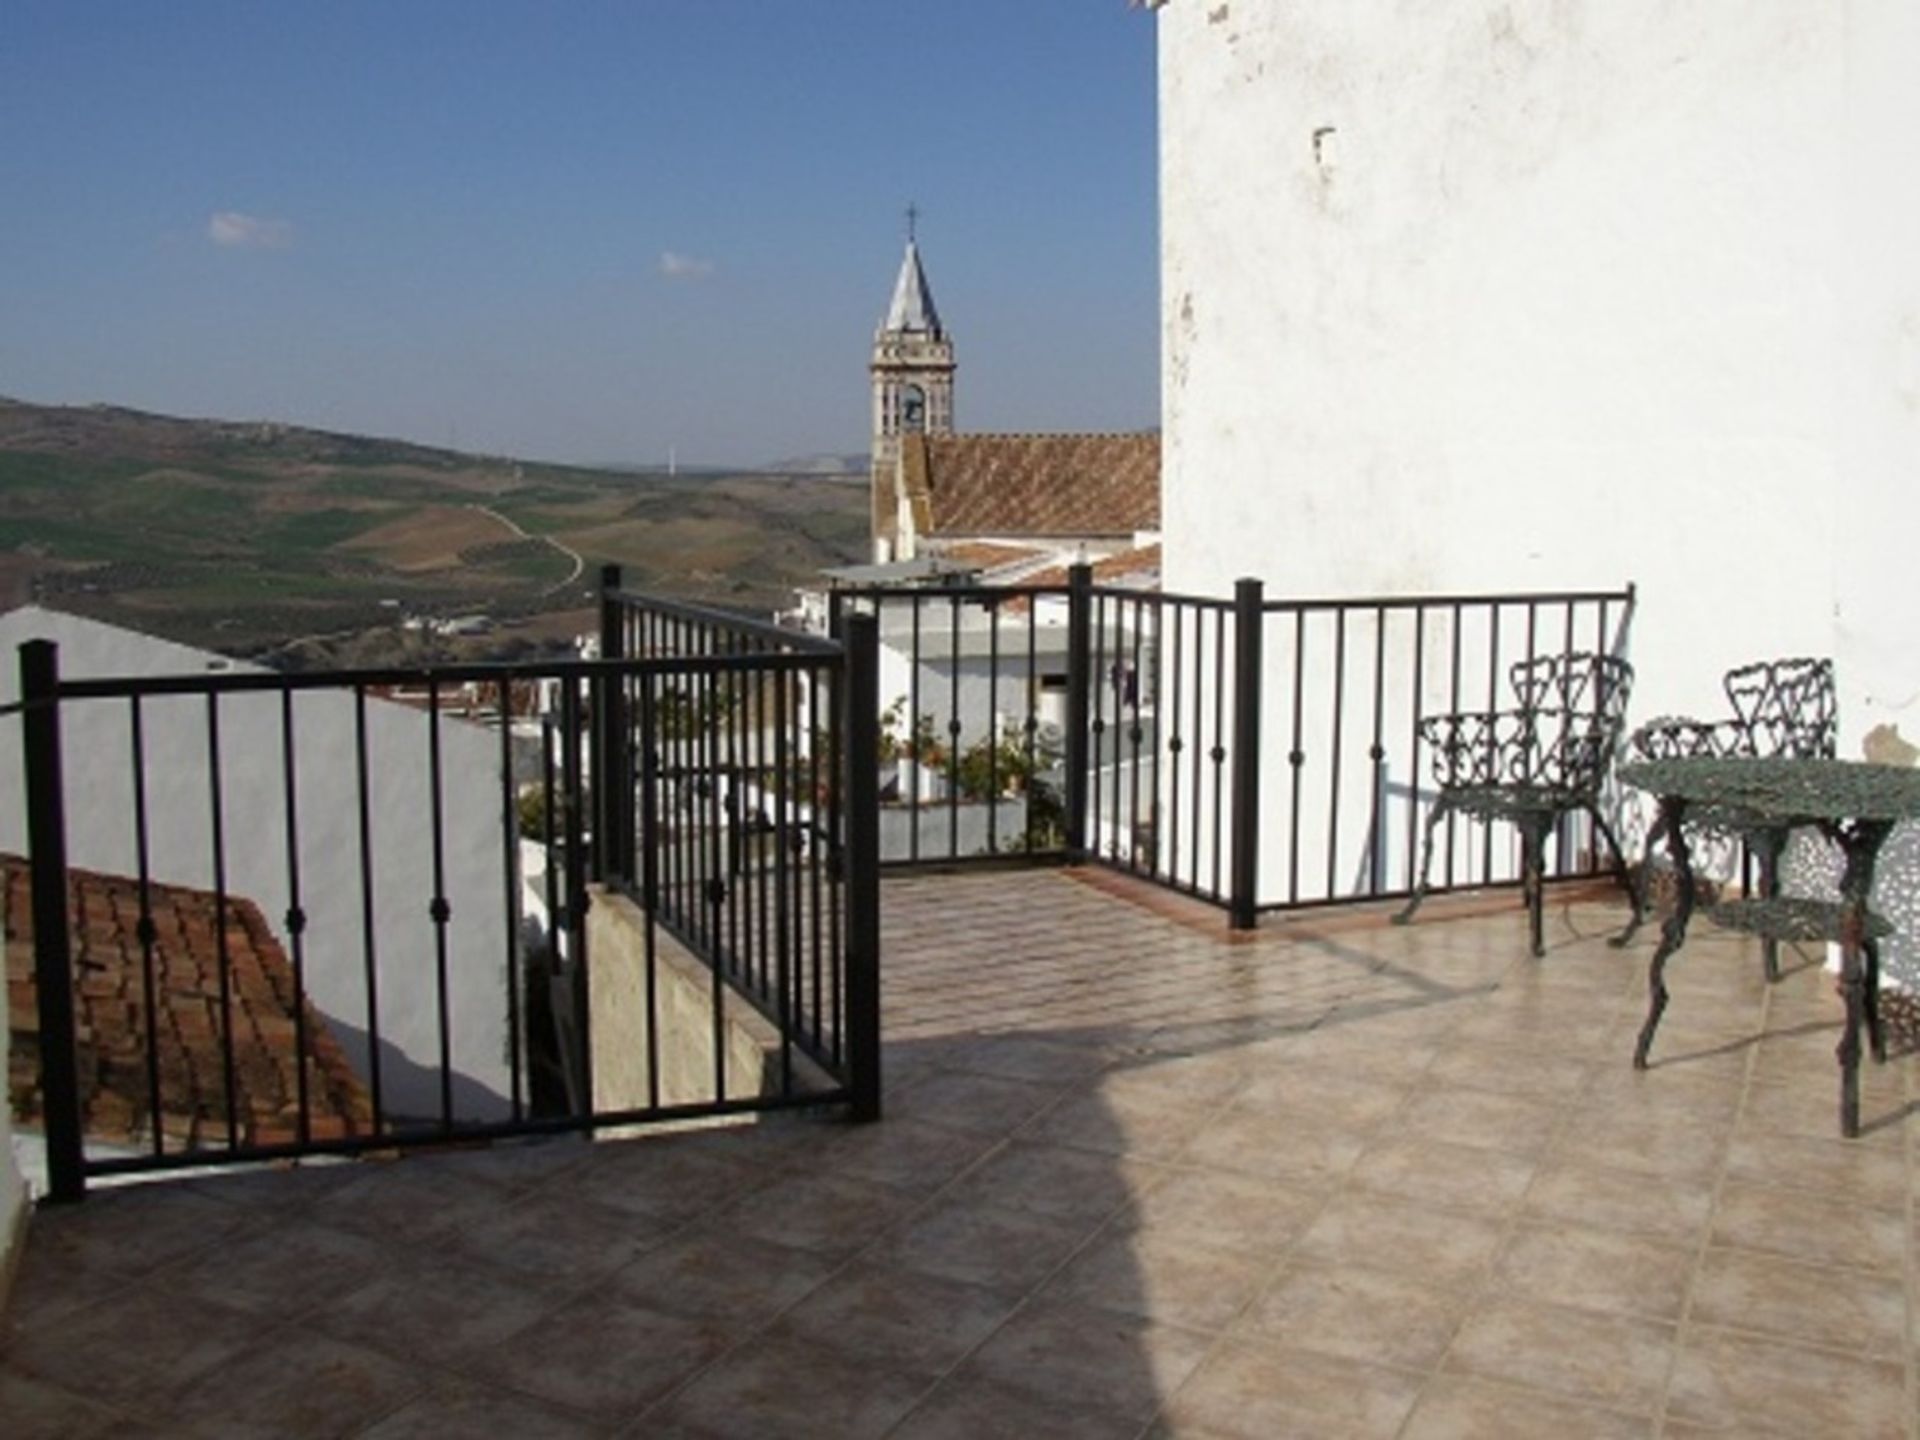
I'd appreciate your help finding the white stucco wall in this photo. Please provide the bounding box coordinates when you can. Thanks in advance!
[0,967,25,1297]
[0,608,516,1124]
[1158,1,1920,917]
[1160,0,1917,742]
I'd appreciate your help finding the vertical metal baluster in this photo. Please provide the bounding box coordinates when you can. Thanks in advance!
[755,655,771,998]
[1326,607,1347,900]
[1091,591,1108,860]
[809,661,825,1053]
[128,695,164,1156]
[1109,595,1126,859]
[1287,610,1306,906]
[772,667,794,1096]
[278,687,311,1146]
[987,596,1001,854]
[353,686,384,1131]
[1147,599,1163,882]
[1167,601,1185,887]
[206,693,240,1151]
[946,597,961,860]
[1445,603,1463,889]
[1210,607,1226,899]
[1191,606,1205,893]
[427,680,453,1131]
[559,675,589,1117]
[498,678,524,1122]
[1367,605,1388,896]
[826,600,845,1065]
[909,595,922,863]
[1024,596,1039,853]
[1483,605,1502,885]
[1121,595,1136,867]
[725,643,744,987]
[1408,606,1427,896]
[639,673,662,1110]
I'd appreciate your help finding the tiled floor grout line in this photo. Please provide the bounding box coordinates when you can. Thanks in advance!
[1646,933,1769,1439]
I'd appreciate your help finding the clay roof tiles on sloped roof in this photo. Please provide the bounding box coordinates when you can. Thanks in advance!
[908,432,1160,538]
[4,856,375,1151]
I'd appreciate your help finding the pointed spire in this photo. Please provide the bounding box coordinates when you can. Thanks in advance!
[882,215,943,338]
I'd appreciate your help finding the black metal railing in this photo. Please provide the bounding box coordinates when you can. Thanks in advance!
[827,566,1635,927]
[16,577,880,1202]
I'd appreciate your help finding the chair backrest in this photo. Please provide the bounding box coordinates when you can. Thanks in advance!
[1723,657,1836,759]
[1507,651,1635,794]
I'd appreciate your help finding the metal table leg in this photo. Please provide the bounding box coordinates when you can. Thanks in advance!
[1634,796,1693,1069]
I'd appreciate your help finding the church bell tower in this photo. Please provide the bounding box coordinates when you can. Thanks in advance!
[870,210,954,561]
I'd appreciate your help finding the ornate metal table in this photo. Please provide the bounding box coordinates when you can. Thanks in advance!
[1620,756,1920,1137]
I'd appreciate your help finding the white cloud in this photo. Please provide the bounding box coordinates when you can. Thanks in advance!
[659,250,715,281]
[208,211,295,250]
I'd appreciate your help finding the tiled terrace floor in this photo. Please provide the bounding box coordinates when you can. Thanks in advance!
[5,869,1920,1438]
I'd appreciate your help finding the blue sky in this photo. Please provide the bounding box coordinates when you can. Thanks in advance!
[0,1,1159,467]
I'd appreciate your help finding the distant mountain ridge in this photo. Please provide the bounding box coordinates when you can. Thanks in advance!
[0,397,867,661]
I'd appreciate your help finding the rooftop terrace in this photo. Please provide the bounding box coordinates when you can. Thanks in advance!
[4,869,1915,1438]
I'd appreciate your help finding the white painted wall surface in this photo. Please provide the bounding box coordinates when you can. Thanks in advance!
[0,968,25,1283]
[1158,2,1920,926]
[0,609,515,1122]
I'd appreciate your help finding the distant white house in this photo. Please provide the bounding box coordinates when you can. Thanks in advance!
[0,607,520,1122]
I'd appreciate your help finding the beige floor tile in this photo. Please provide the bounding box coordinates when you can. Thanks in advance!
[154,1216,397,1318]
[161,1326,422,1439]
[1237,1259,1473,1370]
[810,1116,997,1192]
[956,1033,1117,1084]
[714,1170,922,1260]
[1025,1084,1219,1160]
[641,1334,932,1440]
[4,1280,265,1410]
[1492,1221,1695,1321]
[943,1140,1166,1226]
[1688,1246,1908,1357]
[548,1138,769,1224]
[1721,1127,1912,1208]
[890,1378,1143,1440]
[1709,1180,1906,1272]
[1443,1298,1675,1413]
[1231,1067,1414,1128]
[1382,1085,1565,1157]
[608,1232,836,1327]
[1184,1105,1368,1183]
[1397,1375,1654,1440]
[771,1261,1019,1378]
[1665,1325,1908,1439]
[1164,1340,1423,1439]
[1045,1228,1267,1332]
[869,1197,1092,1292]
[1421,1040,1599,1099]
[958,1299,1212,1426]
[1522,1158,1716,1245]
[0,1369,155,1439]
[308,1247,578,1367]
[891,1070,1069,1136]
[1348,1135,1537,1212]
[16,1182,254,1283]
[430,1186,676,1284]
[1116,1165,1327,1255]
[465,1292,731,1421]
[1297,1193,1506,1286]
[361,1377,613,1439]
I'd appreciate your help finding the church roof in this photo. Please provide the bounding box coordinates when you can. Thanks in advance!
[903,432,1160,539]
[883,240,943,337]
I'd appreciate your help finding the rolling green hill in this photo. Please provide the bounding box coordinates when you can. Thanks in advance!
[0,398,867,662]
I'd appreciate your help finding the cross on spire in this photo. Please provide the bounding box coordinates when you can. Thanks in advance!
[905,202,919,243]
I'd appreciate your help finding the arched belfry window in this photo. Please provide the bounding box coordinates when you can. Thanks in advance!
[900,384,926,432]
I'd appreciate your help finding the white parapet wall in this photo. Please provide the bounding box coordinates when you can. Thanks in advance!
[0,608,516,1123]
[1156,2,1920,939]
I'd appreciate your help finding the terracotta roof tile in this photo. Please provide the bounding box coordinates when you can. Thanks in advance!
[907,432,1159,538]
[5,857,375,1151]
[1002,545,1162,614]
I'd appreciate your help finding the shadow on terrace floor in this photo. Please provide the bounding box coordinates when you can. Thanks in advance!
[3,868,1917,1438]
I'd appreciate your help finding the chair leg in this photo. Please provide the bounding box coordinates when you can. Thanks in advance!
[1864,938,1886,1063]
[1753,828,1786,983]
[1393,799,1448,926]
[1611,804,1672,949]
[1520,815,1549,958]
